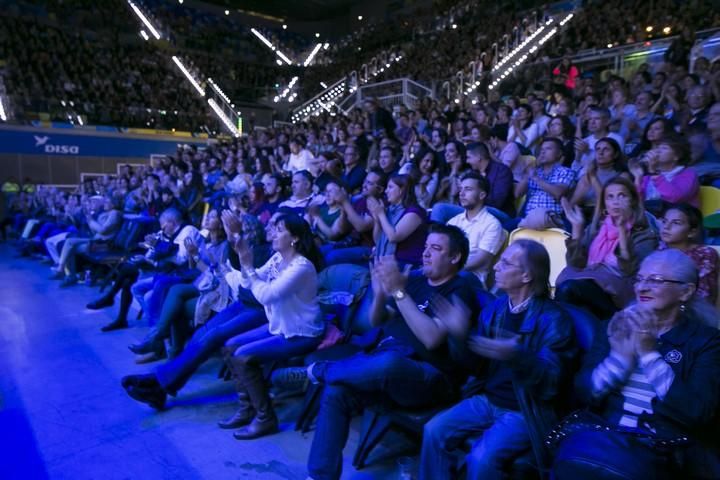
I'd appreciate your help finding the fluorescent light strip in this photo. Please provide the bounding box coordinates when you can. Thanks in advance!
[139,30,149,41]
[488,13,572,90]
[208,99,240,137]
[250,28,274,49]
[207,77,231,104]
[76,115,84,125]
[128,1,161,40]
[172,56,205,96]
[250,28,293,65]
[303,43,323,67]
[276,51,293,65]
[0,96,7,121]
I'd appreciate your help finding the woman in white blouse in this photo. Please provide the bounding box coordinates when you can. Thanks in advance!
[507,104,540,149]
[221,213,325,440]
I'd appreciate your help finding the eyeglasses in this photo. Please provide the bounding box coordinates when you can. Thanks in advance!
[634,274,688,287]
[497,257,522,269]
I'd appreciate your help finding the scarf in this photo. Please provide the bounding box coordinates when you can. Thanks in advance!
[587,216,632,268]
[375,204,405,258]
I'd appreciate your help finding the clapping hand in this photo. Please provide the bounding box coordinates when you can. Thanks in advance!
[431,294,472,337]
[232,236,253,270]
[184,236,199,257]
[221,209,242,238]
[144,233,159,247]
[624,304,658,357]
[574,138,589,154]
[366,196,385,218]
[561,197,585,229]
[468,331,522,361]
[373,255,410,295]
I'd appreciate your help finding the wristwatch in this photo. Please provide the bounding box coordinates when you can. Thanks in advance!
[392,290,407,301]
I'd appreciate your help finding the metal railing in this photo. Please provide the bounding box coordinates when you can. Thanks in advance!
[337,78,434,115]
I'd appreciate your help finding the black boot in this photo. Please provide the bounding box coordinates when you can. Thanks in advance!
[129,338,164,355]
[87,295,114,310]
[218,392,255,429]
[101,318,128,332]
[231,360,278,440]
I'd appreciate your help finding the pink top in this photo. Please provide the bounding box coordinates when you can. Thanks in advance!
[640,167,700,207]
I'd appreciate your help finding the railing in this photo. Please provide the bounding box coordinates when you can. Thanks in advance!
[337,78,434,115]
[501,26,720,82]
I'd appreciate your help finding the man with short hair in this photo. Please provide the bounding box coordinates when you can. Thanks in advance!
[420,240,577,480]
[684,84,711,131]
[625,91,658,144]
[574,106,626,171]
[279,170,319,215]
[341,142,366,194]
[378,146,399,176]
[306,224,480,480]
[447,172,506,288]
[465,142,515,217]
[531,98,551,137]
[517,137,576,219]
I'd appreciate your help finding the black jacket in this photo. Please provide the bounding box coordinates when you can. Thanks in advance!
[576,312,720,446]
[464,296,578,472]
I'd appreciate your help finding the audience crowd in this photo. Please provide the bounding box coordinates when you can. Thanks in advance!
[2,1,720,479]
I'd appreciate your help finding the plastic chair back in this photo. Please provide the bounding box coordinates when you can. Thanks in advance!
[508,227,570,288]
[700,186,720,218]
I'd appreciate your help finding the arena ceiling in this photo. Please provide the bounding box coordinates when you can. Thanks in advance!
[203,0,367,21]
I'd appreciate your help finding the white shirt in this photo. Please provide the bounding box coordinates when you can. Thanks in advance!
[507,123,540,148]
[171,225,202,265]
[286,149,314,173]
[575,132,625,172]
[447,207,507,285]
[225,253,324,339]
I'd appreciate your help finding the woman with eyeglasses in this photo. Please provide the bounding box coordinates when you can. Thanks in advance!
[552,249,720,480]
[659,203,718,304]
[557,176,658,319]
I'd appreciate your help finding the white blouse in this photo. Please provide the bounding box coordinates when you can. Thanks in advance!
[225,253,324,339]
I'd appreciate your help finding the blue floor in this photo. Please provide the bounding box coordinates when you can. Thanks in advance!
[0,245,414,479]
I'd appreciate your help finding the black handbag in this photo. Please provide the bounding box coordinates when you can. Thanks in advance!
[546,410,691,455]
[548,410,692,480]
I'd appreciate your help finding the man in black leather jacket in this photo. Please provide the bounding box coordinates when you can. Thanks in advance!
[420,239,578,480]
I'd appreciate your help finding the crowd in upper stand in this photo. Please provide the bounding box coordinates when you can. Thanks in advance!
[2,1,720,479]
[2,0,720,132]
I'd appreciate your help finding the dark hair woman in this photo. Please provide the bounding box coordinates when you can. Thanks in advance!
[221,213,325,439]
[570,137,632,216]
[367,174,428,267]
[557,176,658,319]
[659,203,719,304]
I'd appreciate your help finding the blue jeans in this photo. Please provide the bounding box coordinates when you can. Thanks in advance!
[306,343,456,480]
[154,293,266,394]
[133,274,189,326]
[420,394,530,480]
[226,324,323,364]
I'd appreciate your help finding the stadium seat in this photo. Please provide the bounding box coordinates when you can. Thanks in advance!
[700,186,720,218]
[508,228,570,290]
